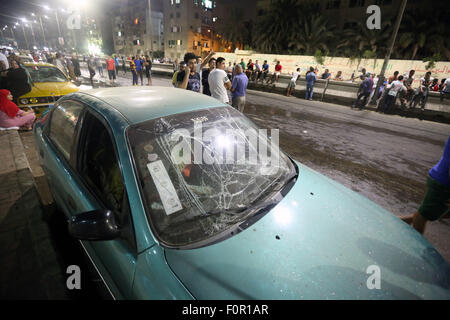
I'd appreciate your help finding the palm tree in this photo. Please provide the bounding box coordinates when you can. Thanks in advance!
[253,0,304,53]
[288,15,333,55]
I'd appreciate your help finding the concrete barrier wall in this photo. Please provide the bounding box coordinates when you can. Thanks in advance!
[214,50,450,87]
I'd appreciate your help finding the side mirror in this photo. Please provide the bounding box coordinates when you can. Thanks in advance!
[68,209,120,241]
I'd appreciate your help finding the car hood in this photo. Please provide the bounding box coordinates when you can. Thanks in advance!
[20,81,79,98]
[165,163,450,299]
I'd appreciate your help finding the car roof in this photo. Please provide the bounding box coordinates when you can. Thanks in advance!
[23,62,55,67]
[75,86,227,125]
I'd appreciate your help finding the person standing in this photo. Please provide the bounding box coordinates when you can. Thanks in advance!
[122,56,127,75]
[172,62,185,87]
[72,55,81,79]
[379,75,406,113]
[388,71,399,84]
[352,73,374,110]
[231,64,248,112]
[55,53,68,76]
[106,56,116,85]
[401,136,450,234]
[226,62,233,81]
[87,56,96,87]
[144,55,152,86]
[177,52,201,93]
[113,55,119,77]
[130,57,138,86]
[134,55,144,86]
[95,56,104,77]
[305,67,317,100]
[208,57,232,104]
[286,68,301,97]
[202,58,216,96]
[239,58,246,70]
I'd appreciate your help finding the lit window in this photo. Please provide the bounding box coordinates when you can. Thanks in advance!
[177,40,182,45]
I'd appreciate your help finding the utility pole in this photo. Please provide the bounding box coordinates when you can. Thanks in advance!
[21,23,29,50]
[370,0,408,104]
[39,16,48,48]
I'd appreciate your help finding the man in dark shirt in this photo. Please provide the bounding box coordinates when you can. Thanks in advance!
[177,52,202,93]
[201,58,216,96]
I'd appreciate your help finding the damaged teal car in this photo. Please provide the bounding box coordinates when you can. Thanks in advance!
[34,87,450,299]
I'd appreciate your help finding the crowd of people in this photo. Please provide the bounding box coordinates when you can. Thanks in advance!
[172,51,249,112]
[217,57,449,111]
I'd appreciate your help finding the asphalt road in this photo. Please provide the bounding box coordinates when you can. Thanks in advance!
[80,69,450,263]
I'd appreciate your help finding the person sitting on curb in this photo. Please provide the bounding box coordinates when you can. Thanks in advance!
[402,136,450,234]
[0,89,35,130]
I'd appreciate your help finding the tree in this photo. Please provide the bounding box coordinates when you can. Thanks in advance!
[289,15,333,55]
[216,7,248,51]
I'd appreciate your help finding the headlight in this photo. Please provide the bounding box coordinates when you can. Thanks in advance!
[29,98,38,104]
[19,98,29,105]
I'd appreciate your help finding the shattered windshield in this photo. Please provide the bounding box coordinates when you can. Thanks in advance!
[128,106,296,248]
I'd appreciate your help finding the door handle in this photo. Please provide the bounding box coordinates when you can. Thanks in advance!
[67,195,77,211]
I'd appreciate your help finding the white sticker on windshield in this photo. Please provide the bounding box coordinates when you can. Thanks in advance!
[147,160,183,215]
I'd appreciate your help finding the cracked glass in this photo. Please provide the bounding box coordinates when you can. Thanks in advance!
[128,106,296,248]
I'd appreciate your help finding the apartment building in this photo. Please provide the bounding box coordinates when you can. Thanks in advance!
[163,0,219,60]
[110,0,164,56]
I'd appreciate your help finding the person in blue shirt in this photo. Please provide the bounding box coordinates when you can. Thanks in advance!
[261,60,269,84]
[352,73,373,110]
[305,67,317,100]
[134,55,144,86]
[114,55,120,76]
[402,136,450,234]
[231,64,248,112]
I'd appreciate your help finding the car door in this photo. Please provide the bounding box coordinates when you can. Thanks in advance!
[69,108,138,300]
[40,100,137,299]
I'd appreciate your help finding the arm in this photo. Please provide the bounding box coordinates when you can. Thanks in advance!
[178,68,190,90]
[200,50,215,69]
[230,78,237,93]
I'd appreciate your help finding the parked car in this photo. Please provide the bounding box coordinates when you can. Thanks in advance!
[18,62,79,117]
[34,87,450,299]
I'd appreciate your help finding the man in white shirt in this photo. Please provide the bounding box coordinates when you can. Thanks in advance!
[379,75,406,113]
[366,74,378,106]
[440,78,450,102]
[0,49,9,71]
[286,68,301,97]
[208,57,231,104]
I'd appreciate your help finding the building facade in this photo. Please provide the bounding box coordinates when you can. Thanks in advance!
[111,0,164,57]
[164,0,220,60]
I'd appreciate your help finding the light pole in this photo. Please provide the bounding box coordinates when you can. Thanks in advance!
[20,19,30,50]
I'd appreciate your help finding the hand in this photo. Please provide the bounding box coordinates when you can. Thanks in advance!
[184,66,191,74]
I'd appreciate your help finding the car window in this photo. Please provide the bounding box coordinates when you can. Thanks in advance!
[48,101,83,161]
[78,112,135,249]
